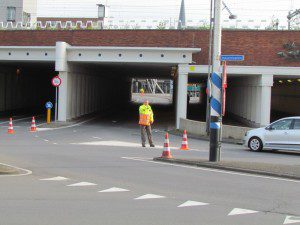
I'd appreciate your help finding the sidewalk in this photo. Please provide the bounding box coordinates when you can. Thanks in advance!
[154,157,300,180]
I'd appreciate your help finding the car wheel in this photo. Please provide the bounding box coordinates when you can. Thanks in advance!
[248,137,263,152]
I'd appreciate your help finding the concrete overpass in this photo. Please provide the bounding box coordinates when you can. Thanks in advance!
[0,30,299,129]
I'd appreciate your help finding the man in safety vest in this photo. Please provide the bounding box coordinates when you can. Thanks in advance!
[139,100,155,147]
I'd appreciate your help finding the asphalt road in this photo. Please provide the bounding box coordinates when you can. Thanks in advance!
[0,114,299,225]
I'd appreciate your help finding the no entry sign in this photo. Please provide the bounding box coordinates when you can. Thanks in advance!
[51,76,62,87]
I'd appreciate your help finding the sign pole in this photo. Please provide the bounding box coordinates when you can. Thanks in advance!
[51,76,61,122]
[55,87,58,121]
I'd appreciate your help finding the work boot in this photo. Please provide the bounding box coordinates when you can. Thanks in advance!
[150,144,155,147]
[142,144,146,147]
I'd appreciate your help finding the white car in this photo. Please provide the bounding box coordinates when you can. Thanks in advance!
[244,117,300,152]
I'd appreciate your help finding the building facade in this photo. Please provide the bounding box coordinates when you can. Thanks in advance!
[0,0,37,24]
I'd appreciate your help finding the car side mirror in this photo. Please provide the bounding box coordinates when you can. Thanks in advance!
[266,126,274,131]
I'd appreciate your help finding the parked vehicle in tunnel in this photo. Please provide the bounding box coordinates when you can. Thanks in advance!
[244,117,300,152]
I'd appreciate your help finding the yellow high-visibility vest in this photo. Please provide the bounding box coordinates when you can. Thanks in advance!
[139,104,154,126]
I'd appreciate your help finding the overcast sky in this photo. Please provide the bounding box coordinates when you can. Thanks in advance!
[38,0,300,27]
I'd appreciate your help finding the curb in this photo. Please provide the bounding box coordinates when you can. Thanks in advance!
[168,129,243,145]
[153,157,300,181]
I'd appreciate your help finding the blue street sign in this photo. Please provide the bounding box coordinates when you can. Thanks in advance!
[45,101,53,109]
[221,55,244,61]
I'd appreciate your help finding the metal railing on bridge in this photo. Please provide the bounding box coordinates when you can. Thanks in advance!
[0,19,298,31]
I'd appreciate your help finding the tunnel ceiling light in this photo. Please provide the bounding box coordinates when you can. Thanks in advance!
[287,79,292,83]
[278,80,283,83]
[297,79,300,82]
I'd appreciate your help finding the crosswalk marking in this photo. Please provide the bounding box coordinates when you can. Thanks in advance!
[284,216,300,224]
[67,182,97,187]
[135,194,165,200]
[228,208,259,216]
[178,200,209,208]
[99,187,130,193]
[40,176,69,181]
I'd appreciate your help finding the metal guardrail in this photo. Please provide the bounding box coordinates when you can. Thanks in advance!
[0,20,298,30]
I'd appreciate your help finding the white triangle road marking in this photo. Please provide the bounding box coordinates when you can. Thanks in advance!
[228,208,259,216]
[284,216,300,224]
[135,194,165,200]
[178,200,209,208]
[67,182,97,187]
[40,176,69,181]
[99,187,130,193]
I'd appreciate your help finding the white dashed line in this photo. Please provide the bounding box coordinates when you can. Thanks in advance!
[178,201,209,208]
[67,182,97,187]
[40,176,69,181]
[283,216,300,224]
[99,187,130,193]
[135,194,165,200]
[228,208,259,216]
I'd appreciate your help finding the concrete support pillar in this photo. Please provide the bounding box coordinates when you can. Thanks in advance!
[257,74,273,126]
[58,71,68,121]
[176,64,188,129]
[56,41,70,122]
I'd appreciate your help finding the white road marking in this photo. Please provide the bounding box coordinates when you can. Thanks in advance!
[135,194,165,200]
[73,130,77,132]
[92,137,102,140]
[34,135,39,138]
[53,143,58,145]
[71,140,183,150]
[44,139,49,142]
[0,116,33,125]
[40,176,69,181]
[121,157,300,183]
[228,208,259,216]
[37,117,96,132]
[73,141,141,147]
[284,216,300,224]
[0,163,32,177]
[98,187,130,193]
[67,182,97,187]
[178,200,209,208]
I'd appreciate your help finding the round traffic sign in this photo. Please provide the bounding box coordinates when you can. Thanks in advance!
[51,76,62,87]
[45,101,53,109]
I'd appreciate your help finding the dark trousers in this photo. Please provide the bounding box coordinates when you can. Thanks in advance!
[140,125,154,145]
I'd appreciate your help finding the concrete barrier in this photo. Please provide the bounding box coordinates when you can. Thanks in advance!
[179,118,252,142]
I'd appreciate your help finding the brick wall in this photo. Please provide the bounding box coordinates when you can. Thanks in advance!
[0,30,299,66]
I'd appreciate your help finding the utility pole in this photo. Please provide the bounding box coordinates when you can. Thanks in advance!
[209,0,222,162]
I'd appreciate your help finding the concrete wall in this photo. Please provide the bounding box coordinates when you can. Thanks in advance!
[272,82,300,115]
[62,63,131,121]
[0,30,299,67]
[180,118,251,141]
[226,75,273,127]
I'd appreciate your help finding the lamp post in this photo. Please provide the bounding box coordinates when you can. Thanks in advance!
[206,1,236,136]
[209,0,222,162]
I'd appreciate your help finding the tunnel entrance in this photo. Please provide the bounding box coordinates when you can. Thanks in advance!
[0,62,55,117]
[271,77,300,122]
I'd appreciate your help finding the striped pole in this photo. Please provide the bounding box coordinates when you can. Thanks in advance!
[209,0,222,162]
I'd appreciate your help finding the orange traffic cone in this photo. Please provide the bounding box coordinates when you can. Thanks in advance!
[180,130,189,150]
[30,116,37,132]
[7,118,14,134]
[161,132,172,158]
